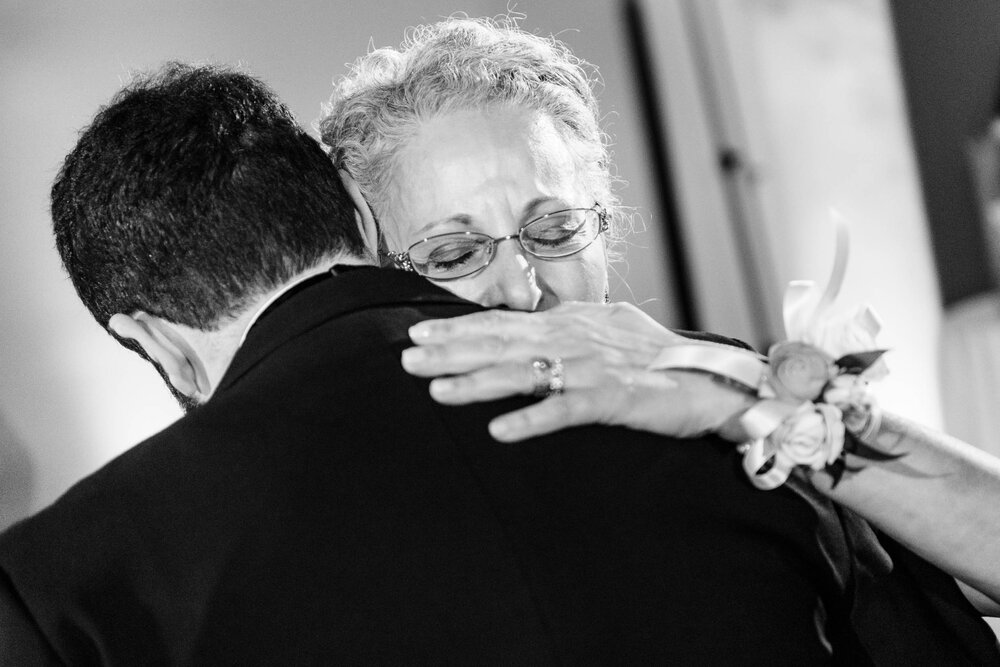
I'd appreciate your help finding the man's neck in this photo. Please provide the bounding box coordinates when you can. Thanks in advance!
[186,255,374,400]
[237,264,337,347]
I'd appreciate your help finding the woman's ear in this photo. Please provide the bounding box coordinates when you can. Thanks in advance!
[108,312,208,400]
[338,169,379,261]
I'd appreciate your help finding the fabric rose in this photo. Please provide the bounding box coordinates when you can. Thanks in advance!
[823,373,879,435]
[769,402,845,471]
[767,341,836,402]
[823,374,872,412]
[732,223,890,490]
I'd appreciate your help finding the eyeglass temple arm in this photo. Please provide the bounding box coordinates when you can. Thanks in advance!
[595,203,610,232]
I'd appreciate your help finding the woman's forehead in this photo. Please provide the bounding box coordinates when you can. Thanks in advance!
[388,108,586,222]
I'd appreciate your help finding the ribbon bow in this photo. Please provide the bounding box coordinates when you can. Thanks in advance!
[649,215,887,489]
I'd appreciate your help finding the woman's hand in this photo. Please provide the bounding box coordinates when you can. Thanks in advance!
[401,302,756,442]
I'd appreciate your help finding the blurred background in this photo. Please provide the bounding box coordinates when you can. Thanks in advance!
[1,0,999,584]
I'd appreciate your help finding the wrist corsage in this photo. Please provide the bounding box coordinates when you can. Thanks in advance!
[738,333,887,491]
[649,222,897,490]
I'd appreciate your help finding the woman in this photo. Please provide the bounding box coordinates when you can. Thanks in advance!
[320,17,1000,616]
[322,18,615,313]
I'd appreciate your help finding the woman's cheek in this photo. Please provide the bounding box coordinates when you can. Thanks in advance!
[537,246,608,303]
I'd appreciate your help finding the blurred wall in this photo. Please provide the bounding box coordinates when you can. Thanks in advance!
[0,0,678,524]
[643,0,943,424]
[719,0,944,425]
[890,0,1000,305]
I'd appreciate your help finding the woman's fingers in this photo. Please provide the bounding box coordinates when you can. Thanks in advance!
[407,302,652,345]
[401,304,760,442]
[409,309,541,343]
[426,357,599,404]
[427,361,539,403]
[402,336,515,376]
[402,333,606,377]
[483,371,685,441]
[402,337,569,376]
[488,392,605,442]
[487,370,754,443]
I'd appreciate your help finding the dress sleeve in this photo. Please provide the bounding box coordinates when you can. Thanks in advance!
[847,525,1000,665]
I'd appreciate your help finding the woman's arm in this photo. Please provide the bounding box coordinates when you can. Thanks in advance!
[402,302,757,442]
[810,411,1000,612]
[403,304,1000,612]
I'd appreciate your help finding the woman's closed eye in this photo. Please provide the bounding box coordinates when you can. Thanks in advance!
[525,213,590,249]
[422,238,488,272]
[531,225,585,247]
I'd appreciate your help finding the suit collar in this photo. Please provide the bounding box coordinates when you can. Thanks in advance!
[216,266,473,394]
[237,265,338,347]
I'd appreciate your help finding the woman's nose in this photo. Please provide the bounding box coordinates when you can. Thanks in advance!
[479,242,542,311]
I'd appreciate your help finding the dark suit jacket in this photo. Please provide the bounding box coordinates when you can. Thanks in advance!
[0,267,996,665]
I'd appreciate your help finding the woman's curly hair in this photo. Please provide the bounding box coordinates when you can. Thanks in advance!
[318,16,624,251]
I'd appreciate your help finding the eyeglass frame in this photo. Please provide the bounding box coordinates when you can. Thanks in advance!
[385,202,609,281]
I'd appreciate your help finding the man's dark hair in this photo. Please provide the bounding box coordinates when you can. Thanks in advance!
[52,61,366,331]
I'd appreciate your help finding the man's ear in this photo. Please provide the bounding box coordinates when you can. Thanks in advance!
[108,312,209,400]
[338,169,379,260]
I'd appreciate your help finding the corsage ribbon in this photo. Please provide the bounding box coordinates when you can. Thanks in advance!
[648,215,888,490]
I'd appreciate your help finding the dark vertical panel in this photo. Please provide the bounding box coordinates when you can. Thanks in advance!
[623,0,700,331]
[889,1,1000,305]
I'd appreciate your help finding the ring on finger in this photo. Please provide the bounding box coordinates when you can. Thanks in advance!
[530,357,565,397]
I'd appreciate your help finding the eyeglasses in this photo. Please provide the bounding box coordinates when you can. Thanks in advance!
[386,203,609,281]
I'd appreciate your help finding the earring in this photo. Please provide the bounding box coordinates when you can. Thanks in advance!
[604,287,610,304]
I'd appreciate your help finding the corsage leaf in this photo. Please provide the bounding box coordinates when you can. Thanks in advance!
[835,350,888,375]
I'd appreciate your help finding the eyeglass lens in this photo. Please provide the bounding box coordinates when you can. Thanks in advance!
[406,207,602,280]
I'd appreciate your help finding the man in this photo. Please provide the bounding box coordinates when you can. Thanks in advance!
[0,63,995,664]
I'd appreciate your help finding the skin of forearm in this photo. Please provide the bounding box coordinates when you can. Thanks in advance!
[809,411,1000,613]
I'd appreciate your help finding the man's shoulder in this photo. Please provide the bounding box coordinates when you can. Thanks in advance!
[0,443,156,634]
[0,426,175,549]
[0,402,258,567]
[0,564,61,665]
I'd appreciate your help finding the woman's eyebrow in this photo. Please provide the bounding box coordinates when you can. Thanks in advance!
[414,214,473,237]
[413,199,567,237]
[521,196,566,223]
